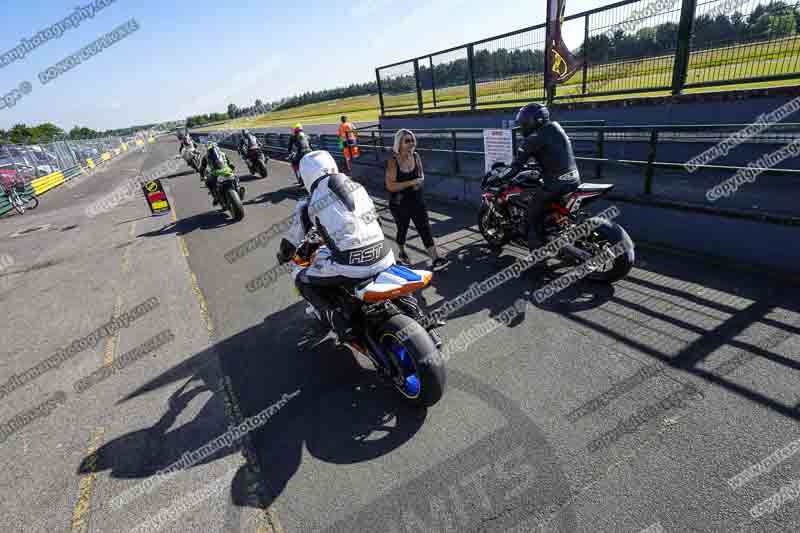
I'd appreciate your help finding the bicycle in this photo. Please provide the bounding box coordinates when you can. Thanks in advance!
[4,183,39,215]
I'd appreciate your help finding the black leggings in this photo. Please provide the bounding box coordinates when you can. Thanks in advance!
[390,198,435,248]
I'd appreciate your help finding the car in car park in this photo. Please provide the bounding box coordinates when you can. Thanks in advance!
[0,160,40,181]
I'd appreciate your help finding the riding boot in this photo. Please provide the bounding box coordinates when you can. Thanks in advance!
[326,309,357,343]
[297,280,355,342]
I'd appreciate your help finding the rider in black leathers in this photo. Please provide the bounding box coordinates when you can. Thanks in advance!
[238,129,259,156]
[287,125,313,186]
[178,132,195,155]
[504,103,581,252]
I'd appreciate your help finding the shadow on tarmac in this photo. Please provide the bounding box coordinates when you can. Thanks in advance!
[76,299,428,519]
[137,209,238,238]
[74,293,579,531]
[160,170,196,180]
[243,184,305,207]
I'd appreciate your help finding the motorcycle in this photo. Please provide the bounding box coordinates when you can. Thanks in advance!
[239,145,269,179]
[182,146,201,172]
[478,163,634,283]
[288,231,446,408]
[205,167,246,221]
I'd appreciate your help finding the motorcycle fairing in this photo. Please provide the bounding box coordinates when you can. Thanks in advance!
[355,264,432,302]
[562,182,615,211]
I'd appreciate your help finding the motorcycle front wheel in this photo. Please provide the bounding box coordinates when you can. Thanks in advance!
[478,203,509,250]
[26,195,38,210]
[257,160,268,178]
[376,314,446,408]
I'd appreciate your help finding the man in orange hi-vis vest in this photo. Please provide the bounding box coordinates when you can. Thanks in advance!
[337,115,359,173]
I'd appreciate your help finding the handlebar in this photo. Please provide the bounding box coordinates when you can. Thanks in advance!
[287,229,324,265]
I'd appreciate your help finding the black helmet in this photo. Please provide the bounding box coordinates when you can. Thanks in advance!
[516,103,550,137]
[242,129,250,136]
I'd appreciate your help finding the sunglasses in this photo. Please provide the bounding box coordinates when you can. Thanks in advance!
[403,138,416,144]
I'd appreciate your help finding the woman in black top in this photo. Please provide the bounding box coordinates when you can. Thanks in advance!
[385,129,449,269]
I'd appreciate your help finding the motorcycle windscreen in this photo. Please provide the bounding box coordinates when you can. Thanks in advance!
[355,265,432,302]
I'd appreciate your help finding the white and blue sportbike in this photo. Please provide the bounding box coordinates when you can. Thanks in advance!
[289,233,446,408]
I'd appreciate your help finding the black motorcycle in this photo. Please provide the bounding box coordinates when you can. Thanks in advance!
[478,163,634,282]
[205,167,245,221]
[239,145,269,178]
[286,231,446,408]
[182,146,201,173]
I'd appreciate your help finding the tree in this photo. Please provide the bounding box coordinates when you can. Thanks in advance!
[9,124,31,144]
[636,26,656,43]
[68,126,99,140]
[655,21,678,50]
[227,103,238,119]
[633,27,660,56]
[747,1,795,39]
[767,13,797,37]
[31,123,65,143]
[731,12,747,37]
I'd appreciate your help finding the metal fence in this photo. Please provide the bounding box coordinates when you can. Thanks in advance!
[0,137,126,184]
[195,122,800,225]
[0,133,154,215]
[376,0,800,115]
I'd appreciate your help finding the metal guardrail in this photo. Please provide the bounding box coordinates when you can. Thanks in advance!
[192,122,800,227]
[0,134,142,185]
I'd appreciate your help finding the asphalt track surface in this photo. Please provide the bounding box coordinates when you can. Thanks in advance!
[2,137,800,533]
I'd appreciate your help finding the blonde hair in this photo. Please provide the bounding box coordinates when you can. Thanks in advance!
[392,129,417,154]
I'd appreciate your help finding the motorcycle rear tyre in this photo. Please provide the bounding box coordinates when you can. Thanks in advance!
[377,314,446,408]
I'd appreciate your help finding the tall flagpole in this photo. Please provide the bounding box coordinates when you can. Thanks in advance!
[544,0,556,105]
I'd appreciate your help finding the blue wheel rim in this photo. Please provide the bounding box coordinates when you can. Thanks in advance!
[380,334,421,399]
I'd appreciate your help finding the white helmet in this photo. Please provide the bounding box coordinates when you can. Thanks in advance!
[299,150,338,193]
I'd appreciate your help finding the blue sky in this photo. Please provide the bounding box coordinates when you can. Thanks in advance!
[0,0,607,130]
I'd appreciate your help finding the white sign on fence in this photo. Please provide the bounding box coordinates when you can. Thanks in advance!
[483,129,514,174]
